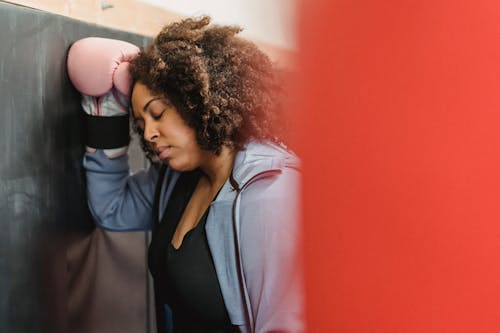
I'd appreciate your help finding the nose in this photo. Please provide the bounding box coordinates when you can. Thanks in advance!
[143,121,159,142]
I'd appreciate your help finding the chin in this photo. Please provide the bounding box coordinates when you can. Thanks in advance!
[166,159,196,172]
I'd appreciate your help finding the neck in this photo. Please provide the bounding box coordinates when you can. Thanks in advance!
[199,146,236,187]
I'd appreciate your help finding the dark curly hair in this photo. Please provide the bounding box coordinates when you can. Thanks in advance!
[129,16,285,157]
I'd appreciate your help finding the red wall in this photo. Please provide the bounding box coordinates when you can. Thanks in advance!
[295,1,500,332]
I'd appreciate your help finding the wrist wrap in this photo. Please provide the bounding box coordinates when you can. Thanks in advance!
[85,114,130,149]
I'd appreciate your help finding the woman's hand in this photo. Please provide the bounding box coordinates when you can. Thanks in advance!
[67,37,139,158]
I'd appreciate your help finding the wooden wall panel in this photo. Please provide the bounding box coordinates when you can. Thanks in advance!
[1,0,294,66]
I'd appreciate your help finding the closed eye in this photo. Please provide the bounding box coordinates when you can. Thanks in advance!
[151,108,167,121]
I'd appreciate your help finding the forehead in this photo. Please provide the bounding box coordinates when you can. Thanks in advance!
[131,82,155,105]
[131,82,160,117]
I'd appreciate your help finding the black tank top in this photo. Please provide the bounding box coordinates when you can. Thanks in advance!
[148,168,234,333]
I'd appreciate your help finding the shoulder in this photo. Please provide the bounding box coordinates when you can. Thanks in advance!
[240,167,299,206]
[236,141,301,234]
[235,140,300,213]
[232,140,301,191]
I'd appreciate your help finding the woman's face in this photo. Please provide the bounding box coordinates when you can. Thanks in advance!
[131,82,203,171]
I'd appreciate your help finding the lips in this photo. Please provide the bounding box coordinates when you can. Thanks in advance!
[156,146,173,160]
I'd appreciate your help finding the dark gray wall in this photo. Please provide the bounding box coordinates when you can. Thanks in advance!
[0,2,152,332]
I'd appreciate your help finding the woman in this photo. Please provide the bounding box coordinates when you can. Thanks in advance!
[69,17,303,333]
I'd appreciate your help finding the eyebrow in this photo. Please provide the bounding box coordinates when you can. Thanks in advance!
[143,97,163,112]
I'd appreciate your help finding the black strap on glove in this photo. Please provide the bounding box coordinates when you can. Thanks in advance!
[85,114,130,149]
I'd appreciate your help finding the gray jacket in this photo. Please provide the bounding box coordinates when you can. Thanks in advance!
[84,140,304,332]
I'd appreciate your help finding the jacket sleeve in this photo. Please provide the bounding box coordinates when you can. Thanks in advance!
[83,149,158,231]
[238,168,305,333]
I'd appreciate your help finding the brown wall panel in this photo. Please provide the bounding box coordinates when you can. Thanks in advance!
[0,2,153,332]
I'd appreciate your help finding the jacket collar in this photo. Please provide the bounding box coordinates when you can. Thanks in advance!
[230,140,300,190]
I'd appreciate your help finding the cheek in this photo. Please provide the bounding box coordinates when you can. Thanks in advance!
[185,131,199,150]
[180,135,204,168]
[182,135,203,162]
[168,123,198,148]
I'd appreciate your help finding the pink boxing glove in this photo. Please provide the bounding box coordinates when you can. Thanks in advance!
[67,37,139,97]
[67,37,140,158]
